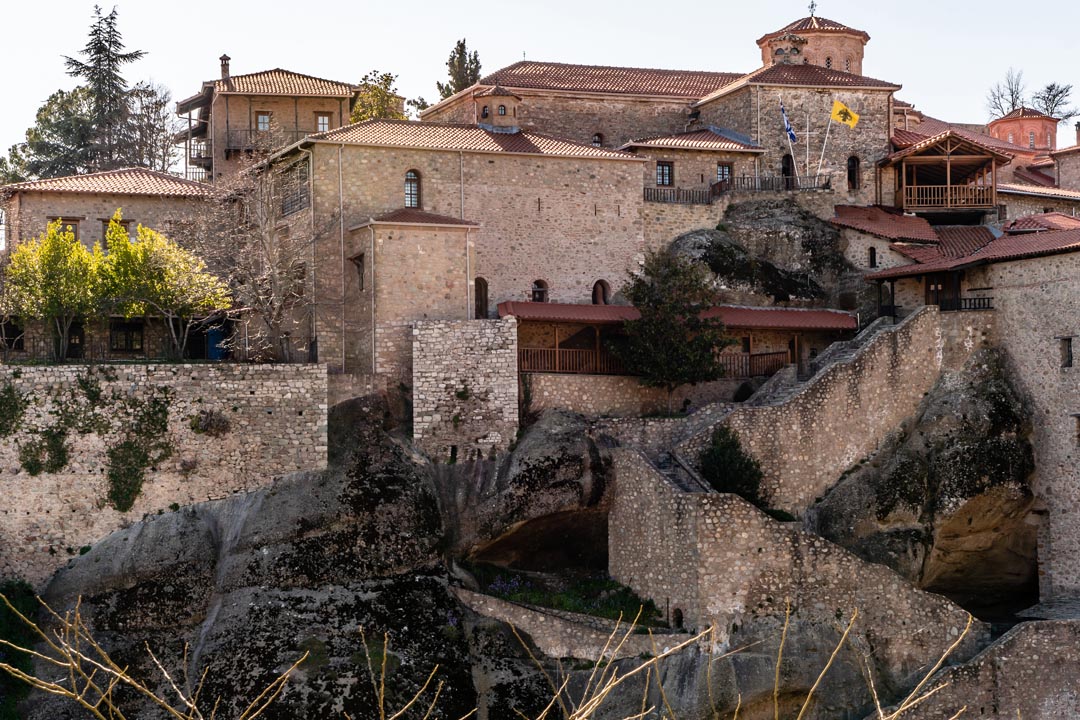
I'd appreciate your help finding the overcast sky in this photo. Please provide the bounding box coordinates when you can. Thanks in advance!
[3,0,1080,156]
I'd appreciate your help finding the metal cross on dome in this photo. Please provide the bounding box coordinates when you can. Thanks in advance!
[809,1,817,16]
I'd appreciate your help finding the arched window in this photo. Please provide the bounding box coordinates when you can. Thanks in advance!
[1008,132,1014,143]
[592,280,610,305]
[847,156,861,191]
[845,57,851,72]
[868,246,877,268]
[480,105,489,119]
[531,280,549,303]
[781,154,794,188]
[1029,131,1036,149]
[404,170,421,208]
[775,48,786,55]
[474,277,489,319]
[825,56,832,68]
[497,105,507,116]
[591,133,604,147]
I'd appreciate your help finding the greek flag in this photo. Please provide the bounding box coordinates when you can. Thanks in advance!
[780,99,798,143]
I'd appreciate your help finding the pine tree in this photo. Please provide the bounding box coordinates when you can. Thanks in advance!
[436,39,481,99]
[63,5,146,170]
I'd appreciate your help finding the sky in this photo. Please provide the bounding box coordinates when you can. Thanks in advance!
[3,0,1080,156]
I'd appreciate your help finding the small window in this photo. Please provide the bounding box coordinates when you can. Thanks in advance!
[256,112,272,132]
[404,170,421,208]
[352,254,365,291]
[717,163,733,184]
[775,48,786,55]
[656,161,674,186]
[101,218,132,241]
[847,156,861,190]
[315,112,332,133]
[592,280,610,305]
[279,160,310,216]
[1,317,24,351]
[1008,133,1014,144]
[825,56,832,69]
[845,57,851,72]
[741,336,751,354]
[1063,337,1074,368]
[591,133,604,147]
[1030,131,1036,149]
[868,246,878,268]
[531,279,549,303]
[110,319,144,352]
[480,105,489,119]
[497,105,507,116]
[474,277,489,318]
[49,217,80,241]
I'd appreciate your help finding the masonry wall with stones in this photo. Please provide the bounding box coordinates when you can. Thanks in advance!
[412,318,518,460]
[983,251,1080,600]
[639,148,758,191]
[696,85,894,206]
[677,307,946,513]
[608,448,984,674]
[838,228,916,272]
[305,142,645,372]
[1055,151,1080,191]
[526,374,743,418]
[998,191,1080,220]
[0,363,327,585]
[423,91,696,150]
[2,190,208,250]
[759,33,867,75]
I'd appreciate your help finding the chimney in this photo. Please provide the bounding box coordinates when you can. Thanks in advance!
[1075,121,1080,146]
[220,54,231,79]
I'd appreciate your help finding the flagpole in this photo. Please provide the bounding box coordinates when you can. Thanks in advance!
[806,111,810,177]
[780,94,799,181]
[816,115,833,179]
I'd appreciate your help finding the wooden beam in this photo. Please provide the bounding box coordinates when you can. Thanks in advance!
[901,155,995,164]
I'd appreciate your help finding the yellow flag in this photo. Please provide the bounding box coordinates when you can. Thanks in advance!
[831,100,860,129]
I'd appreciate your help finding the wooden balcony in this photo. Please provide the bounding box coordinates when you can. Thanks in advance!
[901,185,995,210]
[644,176,828,205]
[518,348,790,379]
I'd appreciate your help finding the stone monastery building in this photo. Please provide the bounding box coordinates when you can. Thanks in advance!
[2,11,1080,604]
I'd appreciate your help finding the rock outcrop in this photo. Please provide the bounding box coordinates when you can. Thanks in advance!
[809,349,1038,614]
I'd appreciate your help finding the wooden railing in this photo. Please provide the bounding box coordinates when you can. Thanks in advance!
[644,187,713,205]
[718,351,790,378]
[519,347,626,375]
[939,297,994,312]
[644,176,829,205]
[902,185,995,209]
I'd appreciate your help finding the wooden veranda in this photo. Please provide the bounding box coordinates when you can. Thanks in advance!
[883,131,1012,213]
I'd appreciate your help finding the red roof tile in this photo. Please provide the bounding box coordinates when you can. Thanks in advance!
[831,205,939,243]
[884,129,1014,164]
[1051,143,1080,158]
[474,85,521,99]
[905,117,1030,155]
[477,61,742,98]
[891,128,927,148]
[361,208,479,227]
[215,69,357,97]
[1004,212,1080,234]
[933,226,996,258]
[696,63,899,107]
[621,128,763,153]
[998,183,1080,201]
[996,106,1055,121]
[757,16,870,43]
[497,301,856,331]
[0,168,212,198]
[307,119,641,161]
[1012,166,1057,187]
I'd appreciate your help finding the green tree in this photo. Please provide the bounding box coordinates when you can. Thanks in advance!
[64,5,146,170]
[699,425,765,506]
[3,219,103,360]
[16,87,96,179]
[436,39,481,99]
[0,144,29,185]
[614,249,732,412]
[350,70,407,123]
[100,212,231,358]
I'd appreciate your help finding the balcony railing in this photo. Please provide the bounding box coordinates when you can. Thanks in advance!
[644,175,830,205]
[939,297,994,312]
[184,168,209,183]
[190,141,212,161]
[518,348,790,378]
[226,128,318,151]
[717,351,791,379]
[902,185,995,210]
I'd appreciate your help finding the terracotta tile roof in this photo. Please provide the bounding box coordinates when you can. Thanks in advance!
[1050,144,1080,158]
[933,226,996,258]
[306,119,641,161]
[696,63,899,106]
[477,61,742,98]
[998,183,1080,201]
[997,106,1055,121]
[1004,212,1080,234]
[1029,156,1056,169]
[757,16,870,43]
[214,69,357,97]
[891,243,944,264]
[867,227,1080,280]
[497,301,856,331]
[474,85,521,99]
[621,127,763,153]
[891,128,927,148]
[884,129,1014,164]
[361,208,479,227]
[831,205,939,242]
[0,167,212,198]
[906,117,1029,155]
[1012,166,1057,187]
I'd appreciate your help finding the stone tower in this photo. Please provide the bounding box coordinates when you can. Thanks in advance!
[757,15,870,75]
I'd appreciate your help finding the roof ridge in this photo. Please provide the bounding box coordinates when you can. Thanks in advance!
[485,59,741,76]
[2,166,207,191]
[218,66,358,88]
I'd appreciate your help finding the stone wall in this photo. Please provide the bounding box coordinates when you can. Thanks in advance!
[1055,151,1080,191]
[0,363,327,585]
[609,448,984,680]
[984,251,1080,599]
[526,373,742,418]
[999,190,1080,220]
[412,318,518,460]
[937,309,996,370]
[639,148,758,191]
[678,307,946,513]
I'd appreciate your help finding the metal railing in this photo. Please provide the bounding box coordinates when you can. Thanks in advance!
[644,175,830,205]
[939,296,994,312]
[717,351,791,379]
[190,141,212,161]
[184,168,209,182]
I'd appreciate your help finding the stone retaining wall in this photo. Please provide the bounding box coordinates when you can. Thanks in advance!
[412,319,518,460]
[527,373,742,418]
[0,363,327,585]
